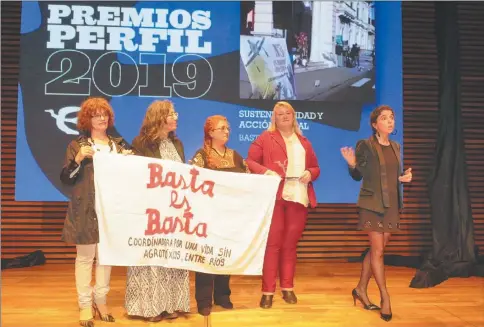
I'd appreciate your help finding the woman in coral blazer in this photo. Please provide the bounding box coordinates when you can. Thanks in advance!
[246,101,320,309]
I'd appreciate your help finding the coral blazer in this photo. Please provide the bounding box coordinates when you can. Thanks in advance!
[246,130,320,208]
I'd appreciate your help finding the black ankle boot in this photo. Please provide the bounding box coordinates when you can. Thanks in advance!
[198,307,211,316]
[259,295,273,309]
[281,290,297,304]
[214,297,233,309]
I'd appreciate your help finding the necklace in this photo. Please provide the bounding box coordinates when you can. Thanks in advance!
[211,146,226,158]
[90,137,114,152]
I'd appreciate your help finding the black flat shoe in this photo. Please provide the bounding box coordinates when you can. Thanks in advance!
[214,298,234,309]
[198,307,211,316]
[281,290,297,304]
[162,311,179,320]
[259,295,273,309]
[145,314,163,322]
[352,289,380,310]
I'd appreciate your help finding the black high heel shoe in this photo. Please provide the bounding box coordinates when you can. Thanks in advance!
[380,301,393,322]
[351,289,380,310]
[380,312,393,322]
[92,304,115,322]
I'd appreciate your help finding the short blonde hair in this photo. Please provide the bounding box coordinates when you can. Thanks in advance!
[267,101,303,135]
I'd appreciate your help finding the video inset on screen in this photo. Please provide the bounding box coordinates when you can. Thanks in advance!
[240,1,375,103]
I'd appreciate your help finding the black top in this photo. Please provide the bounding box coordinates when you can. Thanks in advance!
[191,147,249,174]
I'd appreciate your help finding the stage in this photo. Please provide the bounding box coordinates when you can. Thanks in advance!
[2,262,483,327]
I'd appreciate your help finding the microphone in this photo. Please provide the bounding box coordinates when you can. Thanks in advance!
[78,138,91,148]
[118,139,132,151]
[116,138,137,155]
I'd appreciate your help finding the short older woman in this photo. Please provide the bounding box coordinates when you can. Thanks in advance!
[61,97,131,327]
[191,115,250,316]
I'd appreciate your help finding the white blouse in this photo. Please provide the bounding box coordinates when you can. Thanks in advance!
[281,133,309,207]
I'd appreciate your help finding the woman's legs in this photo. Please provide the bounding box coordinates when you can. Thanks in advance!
[76,244,96,310]
[279,201,308,292]
[196,272,215,315]
[261,201,286,294]
[214,275,233,308]
[368,231,392,315]
[355,233,391,305]
[260,201,285,308]
[93,244,112,315]
[76,244,96,325]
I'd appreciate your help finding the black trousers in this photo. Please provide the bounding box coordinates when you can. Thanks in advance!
[195,272,231,309]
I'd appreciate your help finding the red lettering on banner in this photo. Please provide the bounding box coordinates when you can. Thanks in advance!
[170,190,191,212]
[144,162,211,239]
[146,163,214,197]
[144,208,208,238]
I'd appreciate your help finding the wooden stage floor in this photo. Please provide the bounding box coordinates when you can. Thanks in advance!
[2,262,483,327]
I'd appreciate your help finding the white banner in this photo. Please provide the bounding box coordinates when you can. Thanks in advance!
[93,153,280,275]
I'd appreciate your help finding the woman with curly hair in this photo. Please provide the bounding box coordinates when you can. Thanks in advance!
[60,97,132,327]
[190,115,250,316]
[125,100,190,322]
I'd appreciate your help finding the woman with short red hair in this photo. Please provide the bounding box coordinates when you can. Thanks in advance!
[60,97,132,327]
[190,115,250,316]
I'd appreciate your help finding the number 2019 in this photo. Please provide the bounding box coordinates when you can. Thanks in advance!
[44,49,214,99]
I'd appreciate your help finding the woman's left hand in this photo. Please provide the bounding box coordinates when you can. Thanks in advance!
[299,170,312,184]
[398,168,412,183]
[121,149,134,155]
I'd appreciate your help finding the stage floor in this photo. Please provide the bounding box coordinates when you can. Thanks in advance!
[2,262,483,327]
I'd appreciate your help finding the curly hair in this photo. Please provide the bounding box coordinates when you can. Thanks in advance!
[76,97,114,133]
[370,105,395,135]
[267,101,303,135]
[203,115,229,168]
[138,100,176,148]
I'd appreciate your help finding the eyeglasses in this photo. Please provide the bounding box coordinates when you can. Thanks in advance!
[92,113,108,119]
[168,112,179,119]
[213,127,231,132]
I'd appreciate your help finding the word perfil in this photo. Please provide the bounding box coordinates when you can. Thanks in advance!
[46,4,213,54]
